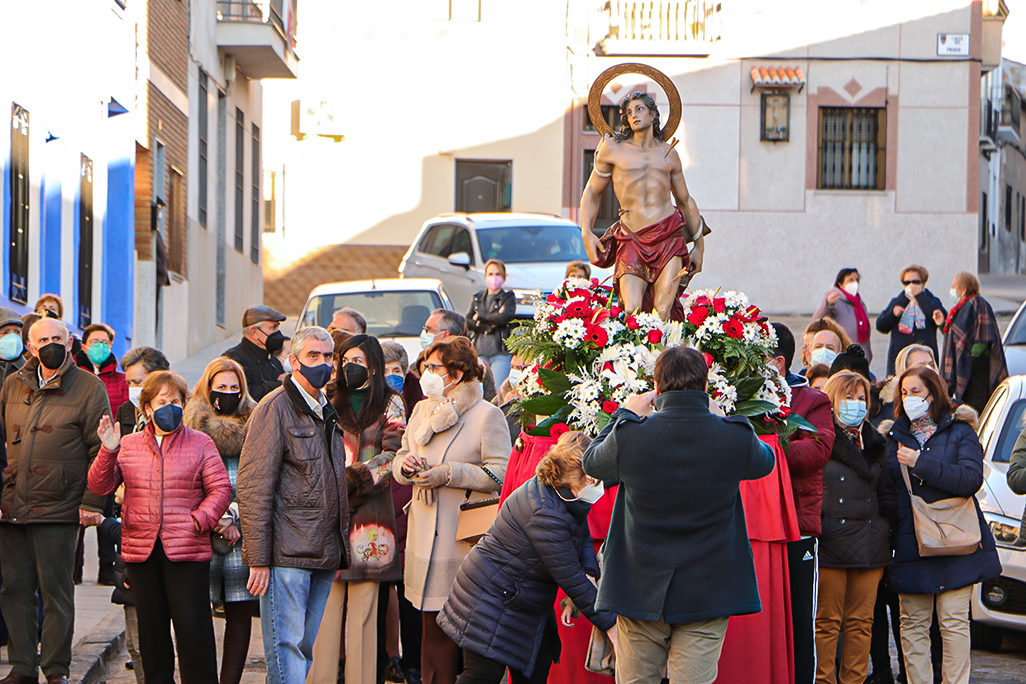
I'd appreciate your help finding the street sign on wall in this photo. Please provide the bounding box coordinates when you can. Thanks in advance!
[938,33,970,56]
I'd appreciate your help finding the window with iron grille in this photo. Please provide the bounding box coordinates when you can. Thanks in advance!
[9,103,30,304]
[198,69,209,228]
[78,154,94,327]
[251,124,260,264]
[817,107,886,190]
[235,108,245,253]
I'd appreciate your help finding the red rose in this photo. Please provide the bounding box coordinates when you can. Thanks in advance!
[713,297,726,314]
[584,324,609,348]
[779,405,792,418]
[602,400,619,414]
[626,315,640,330]
[722,319,744,339]
[547,293,564,305]
[694,295,711,308]
[646,329,662,344]
[610,306,622,317]
[590,278,600,287]
[565,300,592,319]
[550,423,571,438]
[703,353,715,367]
[688,307,709,327]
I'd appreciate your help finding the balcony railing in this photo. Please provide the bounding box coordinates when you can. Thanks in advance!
[216,0,298,79]
[600,0,721,55]
[217,1,285,36]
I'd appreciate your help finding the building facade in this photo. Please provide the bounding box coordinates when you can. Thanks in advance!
[0,1,137,356]
[262,0,1003,314]
[135,0,298,362]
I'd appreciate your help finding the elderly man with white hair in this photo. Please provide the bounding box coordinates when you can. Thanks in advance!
[0,317,110,684]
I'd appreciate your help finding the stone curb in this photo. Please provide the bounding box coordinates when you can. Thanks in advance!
[70,606,124,684]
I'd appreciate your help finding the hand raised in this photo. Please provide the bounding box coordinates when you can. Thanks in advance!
[827,290,841,304]
[933,310,945,326]
[97,415,122,452]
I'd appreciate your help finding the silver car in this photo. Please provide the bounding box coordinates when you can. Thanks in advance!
[971,374,1026,649]
[398,212,612,317]
[1001,300,1026,377]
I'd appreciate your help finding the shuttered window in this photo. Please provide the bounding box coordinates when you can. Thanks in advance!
[817,107,886,190]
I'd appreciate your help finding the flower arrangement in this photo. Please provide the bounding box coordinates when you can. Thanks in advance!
[506,279,814,438]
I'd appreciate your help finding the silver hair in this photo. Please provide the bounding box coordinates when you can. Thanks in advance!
[28,317,69,344]
[333,307,367,334]
[380,341,409,375]
[291,326,332,357]
[432,309,467,337]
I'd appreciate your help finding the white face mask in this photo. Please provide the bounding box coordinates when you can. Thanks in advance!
[508,368,523,386]
[420,330,436,351]
[281,357,293,373]
[810,347,838,367]
[420,371,447,398]
[843,282,859,297]
[949,288,960,303]
[577,481,605,505]
[128,386,143,407]
[904,396,932,422]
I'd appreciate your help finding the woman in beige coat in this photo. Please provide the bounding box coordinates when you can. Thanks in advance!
[393,337,511,684]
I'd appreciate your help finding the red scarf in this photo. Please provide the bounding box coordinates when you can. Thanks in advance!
[840,289,871,343]
[942,294,975,334]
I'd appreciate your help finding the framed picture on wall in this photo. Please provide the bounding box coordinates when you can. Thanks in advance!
[761,92,790,142]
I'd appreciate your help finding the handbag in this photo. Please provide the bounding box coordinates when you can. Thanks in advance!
[585,625,616,677]
[455,467,502,544]
[210,531,235,555]
[900,464,981,557]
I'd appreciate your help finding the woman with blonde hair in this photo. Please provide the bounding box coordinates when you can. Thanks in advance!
[184,357,258,684]
[438,431,616,684]
[814,371,896,684]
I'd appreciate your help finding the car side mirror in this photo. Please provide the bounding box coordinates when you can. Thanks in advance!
[448,252,471,270]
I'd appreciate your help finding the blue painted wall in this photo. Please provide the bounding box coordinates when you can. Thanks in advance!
[103,156,134,358]
[41,173,61,297]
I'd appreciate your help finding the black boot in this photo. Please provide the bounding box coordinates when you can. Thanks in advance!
[97,563,115,586]
[384,657,404,683]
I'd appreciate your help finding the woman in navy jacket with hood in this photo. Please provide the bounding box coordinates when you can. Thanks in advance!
[438,431,616,684]
[884,365,999,684]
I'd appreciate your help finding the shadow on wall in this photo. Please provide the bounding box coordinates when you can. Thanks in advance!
[263,243,409,316]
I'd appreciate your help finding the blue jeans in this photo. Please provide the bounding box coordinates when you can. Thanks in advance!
[483,353,511,387]
[260,566,335,684]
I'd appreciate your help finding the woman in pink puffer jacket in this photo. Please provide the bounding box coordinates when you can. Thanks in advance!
[89,371,232,684]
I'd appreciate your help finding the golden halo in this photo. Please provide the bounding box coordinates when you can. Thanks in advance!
[587,63,681,141]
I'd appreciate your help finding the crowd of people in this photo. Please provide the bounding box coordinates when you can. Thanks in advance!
[0,260,1015,684]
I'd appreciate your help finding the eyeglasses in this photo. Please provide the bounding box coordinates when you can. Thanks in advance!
[902,279,922,286]
[423,363,447,374]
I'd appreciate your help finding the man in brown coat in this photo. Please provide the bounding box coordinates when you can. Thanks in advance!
[0,318,110,684]
[237,326,354,684]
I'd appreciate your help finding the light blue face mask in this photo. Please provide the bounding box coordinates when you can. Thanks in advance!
[810,347,838,367]
[837,399,867,427]
[0,332,23,362]
[420,329,436,351]
[86,342,111,366]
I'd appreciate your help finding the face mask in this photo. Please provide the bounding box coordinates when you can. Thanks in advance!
[264,330,286,354]
[485,275,504,291]
[949,288,960,303]
[508,368,523,386]
[297,360,333,390]
[843,282,859,297]
[420,371,447,398]
[281,357,293,373]
[37,341,67,370]
[904,285,917,299]
[344,363,370,389]
[386,373,405,392]
[419,330,436,351]
[837,400,867,427]
[151,404,183,432]
[0,332,23,362]
[810,347,838,368]
[904,396,932,421]
[128,386,143,407]
[210,390,242,415]
[86,342,110,366]
[577,481,605,505]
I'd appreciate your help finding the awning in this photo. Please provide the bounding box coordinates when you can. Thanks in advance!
[750,66,806,93]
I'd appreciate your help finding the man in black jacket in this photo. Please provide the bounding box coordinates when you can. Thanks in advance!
[583,346,775,684]
[223,305,287,402]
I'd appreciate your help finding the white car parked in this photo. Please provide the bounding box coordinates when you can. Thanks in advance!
[971,374,1026,648]
[296,278,454,362]
[398,212,612,318]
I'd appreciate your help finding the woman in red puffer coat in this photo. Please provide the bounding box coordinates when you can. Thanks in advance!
[89,370,233,684]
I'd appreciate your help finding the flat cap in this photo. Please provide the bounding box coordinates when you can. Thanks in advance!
[0,307,23,330]
[242,305,286,327]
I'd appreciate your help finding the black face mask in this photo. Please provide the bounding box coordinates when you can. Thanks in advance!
[210,391,242,415]
[344,363,370,389]
[264,330,286,354]
[38,342,67,370]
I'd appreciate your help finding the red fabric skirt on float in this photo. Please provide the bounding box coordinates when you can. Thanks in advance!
[713,434,800,684]
[501,429,619,684]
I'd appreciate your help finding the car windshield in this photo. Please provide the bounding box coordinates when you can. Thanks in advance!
[1006,306,1026,345]
[299,290,442,337]
[991,398,1026,463]
[477,225,588,264]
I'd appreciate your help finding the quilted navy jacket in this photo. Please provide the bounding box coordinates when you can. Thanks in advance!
[438,476,615,676]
